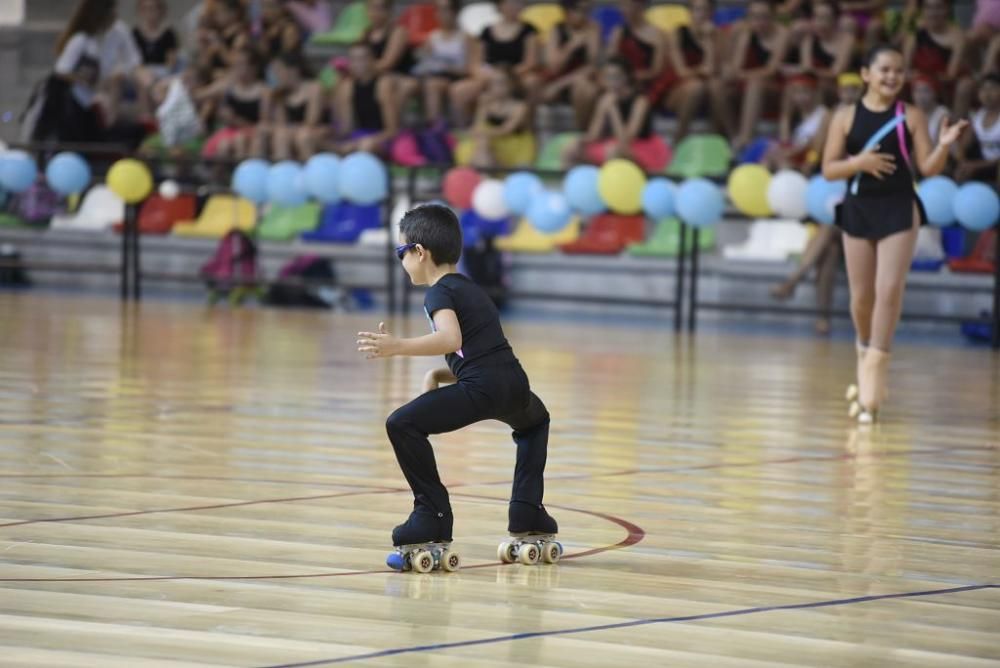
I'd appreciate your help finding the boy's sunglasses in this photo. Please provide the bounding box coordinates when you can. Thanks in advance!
[395,242,417,260]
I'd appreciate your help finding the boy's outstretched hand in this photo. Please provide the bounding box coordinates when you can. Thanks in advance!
[357,322,399,359]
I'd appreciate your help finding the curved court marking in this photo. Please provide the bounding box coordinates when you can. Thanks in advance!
[258,584,1000,668]
[0,490,644,582]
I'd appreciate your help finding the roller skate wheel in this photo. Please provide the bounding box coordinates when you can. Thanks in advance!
[542,541,561,564]
[848,401,861,418]
[441,550,461,572]
[498,541,516,564]
[386,552,407,571]
[518,543,540,565]
[846,384,858,402]
[412,550,435,573]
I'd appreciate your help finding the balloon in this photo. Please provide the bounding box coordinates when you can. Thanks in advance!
[918,176,958,227]
[442,166,481,209]
[805,176,846,225]
[503,171,543,216]
[44,152,90,195]
[527,190,573,233]
[338,152,387,204]
[472,179,509,220]
[304,153,341,203]
[766,169,809,220]
[267,161,308,206]
[676,178,725,228]
[0,150,38,193]
[953,182,999,231]
[597,159,645,214]
[232,159,270,203]
[159,180,180,200]
[106,158,153,204]
[727,164,772,217]
[641,178,676,219]
[564,165,605,215]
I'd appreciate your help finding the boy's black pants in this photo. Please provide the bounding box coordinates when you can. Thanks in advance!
[385,362,549,515]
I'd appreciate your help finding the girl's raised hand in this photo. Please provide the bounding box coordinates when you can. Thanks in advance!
[938,117,969,147]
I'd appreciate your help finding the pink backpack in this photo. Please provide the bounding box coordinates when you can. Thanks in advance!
[200,230,259,292]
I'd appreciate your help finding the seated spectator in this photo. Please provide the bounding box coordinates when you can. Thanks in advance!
[902,0,975,116]
[983,32,1000,77]
[331,42,398,155]
[202,48,270,160]
[718,0,791,150]
[664,0,715,142]
[563,59,663,171]
[956,73,1000,184]
[969,0,1000,52]
[450,0,541,125]
[204,0,251,70]
[541,0,601,130]
[269,53,326,161]
[285,0,333,36]
[911,74,950,144]
[606,0,673,117]
[799,1,856,103]
[133,0,178,76]
[836,71,864,106]
[764,75,830,174]
[364,0,420,116]
[413,0,470,126]
[257,0,303,62]
[468,67,534,168]
[839,0,889,51]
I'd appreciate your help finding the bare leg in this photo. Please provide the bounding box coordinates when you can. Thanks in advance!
[842,231,878,346]
[771,225,839,299]
[569,75,599,130]
[814,233,841,335]
[735,75,767,150]
[707,78,735,139]
[449,77,486,127]
[423,77,449,125]
[271,125,291,161]
[668,79,706,145]
[293,126,316,161]
[869,206,921,351]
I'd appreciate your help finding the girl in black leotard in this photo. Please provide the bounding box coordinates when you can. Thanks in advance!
[450,0,541,125]
[665,0,716,143]
[800,0,855,101]
[364,0,420,119]
[902,0,975,117]
[258,0,302,61]
[469,67,533,168]
[202,48,269,159]
[541,0,600,130]
[822,45,967,422]
[269,52,326,161]
[332,42,398,156]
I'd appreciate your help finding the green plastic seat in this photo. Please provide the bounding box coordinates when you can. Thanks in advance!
[628,218,716,257]
[534,132,579,171]
[666,134,732,179]
[258,203,321,242]
[0,213,27,228]
[310,1,369,45]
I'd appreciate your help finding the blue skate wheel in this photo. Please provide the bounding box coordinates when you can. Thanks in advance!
[386,552,407,571]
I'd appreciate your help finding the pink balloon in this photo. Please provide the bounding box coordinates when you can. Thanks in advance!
[443,167,482,209]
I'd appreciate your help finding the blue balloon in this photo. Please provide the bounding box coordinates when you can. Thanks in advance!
[563,165,604,216]
[45,152,91,196]
[232,159,270,204]
[267,161,308,206]
[528,191,572,233]
[0,151,38,194]
[642,178,676,219]
[304,153,341,203]
[676,178,724,228]
[918,176,958,227]
[953,182,999,231]
[338,152,387,205]
[805,175,847,225]
[503,171,543,216]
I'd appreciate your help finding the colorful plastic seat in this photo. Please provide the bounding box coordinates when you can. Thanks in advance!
[0,213,26,227]
[584,136,673,173]
[561,213,646,254]
[535,132,579,171]
[495,217,581,252]
[645,5,691,33]
[722,219,809,261]
[948,229,996,274]
[520,3,565,37]
[113,193,197,235]
[454,132,536,168]
[172,195,256,238]
[628,218,716,257]
[713,6,747,27]
[258,203,321,241]
[302,201,382,243]
[399,3,439,46]
[310,1,369,45]
[667,134,732,179]
[458,1,500,37]
[50,185,124,231]
[591,5,624,41]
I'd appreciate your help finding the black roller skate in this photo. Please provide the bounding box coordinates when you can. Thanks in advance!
[387,508,460,573]
[498,501,562,565]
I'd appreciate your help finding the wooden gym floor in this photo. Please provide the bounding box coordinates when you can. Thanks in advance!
[0,292,998,667]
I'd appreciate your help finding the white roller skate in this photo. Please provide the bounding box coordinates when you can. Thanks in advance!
[387,542,461,573]
[497,534,563,565]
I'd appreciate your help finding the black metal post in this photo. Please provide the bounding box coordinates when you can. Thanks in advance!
[993,227,999,349]
[688,227,701,332]
[120,205,131,300]
[385,173,396,314]
[129,204,141,300]
[674,222,687,331]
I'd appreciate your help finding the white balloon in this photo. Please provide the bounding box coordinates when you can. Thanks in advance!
[471,179,509,220]
[766,169,809,220]
[158,180,180,200]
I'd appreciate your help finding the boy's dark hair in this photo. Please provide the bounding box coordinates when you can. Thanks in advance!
[399,205,463,265]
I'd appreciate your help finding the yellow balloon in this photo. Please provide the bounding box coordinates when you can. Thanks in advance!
[107,159,153,204]
[727,164,773,217]
[597,159,646,215]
